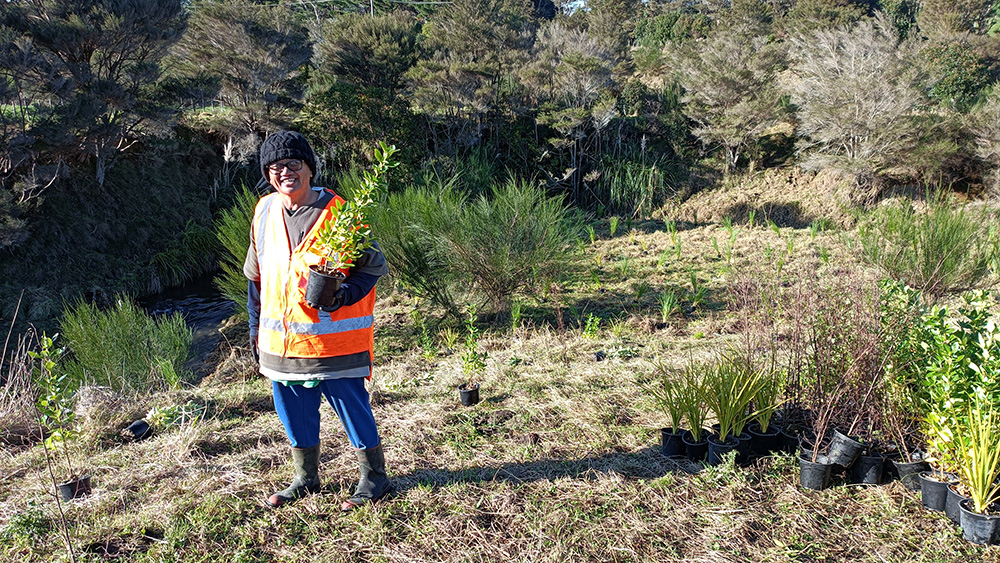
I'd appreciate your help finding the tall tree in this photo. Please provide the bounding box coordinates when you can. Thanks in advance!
[788,15,932,203]
[406,0,535,155]
[666,24,787,173]
[0,0,185,189]
[169,0,311,137]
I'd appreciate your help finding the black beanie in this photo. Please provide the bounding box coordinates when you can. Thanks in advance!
[259,131,317,178]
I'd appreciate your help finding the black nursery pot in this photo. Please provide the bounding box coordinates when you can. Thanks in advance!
[946,483,972,525]
[125,419,152,441]
[57,474,92,501]
[799,452,834,491]
[891,455,929,491]
[748,423,781,458]
[918,471,955,512]
[959,499,1000,545]
[682,429,709,463]
[458,383,480,406]
[734,432,753,466]
[826,429,864,468]
[305,266,345,308]
[849,453,885,485]
[707,435,740,466]
[660,428,686,457]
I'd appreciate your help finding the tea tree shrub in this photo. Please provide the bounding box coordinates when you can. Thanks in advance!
[60,296,193,392]
[858,198,999,298]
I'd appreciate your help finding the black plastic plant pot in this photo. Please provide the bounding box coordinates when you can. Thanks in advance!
[707,435,739,466]
[946,484,972,525]
[848,454,884,485]
[748,423,781,458]
[799,453,834,490]
[305,266,345,308]
[125,419,152,441]
[826,429,864,468]
[458,383,480,407]
[958,499,1000,545]
[682,430,709,463]
[891,456,929,492]
[57,474,91,501]
[918,471,955,512]
[660,428,685,457]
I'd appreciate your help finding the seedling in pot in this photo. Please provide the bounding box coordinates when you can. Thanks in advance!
[459,305,487,405]
[309,142,397,276]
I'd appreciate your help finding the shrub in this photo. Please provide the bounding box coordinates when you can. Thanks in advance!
[858,198,999,298]
[214,182,262,312]
[371,175,581,315]
[60,296,193,392]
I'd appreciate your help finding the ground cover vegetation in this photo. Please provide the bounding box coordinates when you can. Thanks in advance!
[4,0,1000,561]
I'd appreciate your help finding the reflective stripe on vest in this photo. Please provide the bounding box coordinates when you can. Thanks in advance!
[251,190,376,362]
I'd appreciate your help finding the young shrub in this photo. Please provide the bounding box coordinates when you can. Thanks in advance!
[60,296,193,392]
[858,198,999,298]
[445,177,581,311]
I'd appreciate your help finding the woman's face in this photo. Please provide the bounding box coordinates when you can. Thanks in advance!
[267,158,313,206]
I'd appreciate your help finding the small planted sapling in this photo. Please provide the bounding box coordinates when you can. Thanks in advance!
[308,142,398,280]
[459,305,487,405]
[31,334,88,500]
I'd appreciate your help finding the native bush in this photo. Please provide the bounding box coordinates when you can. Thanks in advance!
[60,296,193,392]
[370,174,581,315]
[857,198,999,298]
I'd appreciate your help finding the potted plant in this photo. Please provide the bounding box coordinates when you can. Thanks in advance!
[30,334,89,500]
[459,305,486,407]
[956,401,1000,545]
[645,360,687,456]
[700,352,765,466]
[305,142,398,307]
[676,361,709,463]
[748,362,786,458]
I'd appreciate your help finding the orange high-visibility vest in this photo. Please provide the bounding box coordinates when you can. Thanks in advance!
[251,189,375,366]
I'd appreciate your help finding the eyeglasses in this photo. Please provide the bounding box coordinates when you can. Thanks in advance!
[267,159,304,173]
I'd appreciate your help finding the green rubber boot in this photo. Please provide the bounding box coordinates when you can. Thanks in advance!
[340,444,394,512]
[266,444,321,507]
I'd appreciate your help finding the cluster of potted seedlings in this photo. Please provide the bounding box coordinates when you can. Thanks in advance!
[648,350,1000,547]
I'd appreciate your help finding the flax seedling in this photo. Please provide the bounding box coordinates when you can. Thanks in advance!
[616,256,632,280]
[310,142,397,273]
[609,216,620,237]
[634,281,651,302]
[587,224,597,245]
[439,327,460,354]
[747,209,756,227]
[657,249,670,269]
[659,291,680,321]
[582,313,600,339]
[510,300,523,333]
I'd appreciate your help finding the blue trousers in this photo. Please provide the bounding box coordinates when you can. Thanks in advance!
[271,378,380,450]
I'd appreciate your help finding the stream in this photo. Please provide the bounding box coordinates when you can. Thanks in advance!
[139,271,237,376]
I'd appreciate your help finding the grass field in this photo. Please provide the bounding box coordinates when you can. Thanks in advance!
[2,170,999,562]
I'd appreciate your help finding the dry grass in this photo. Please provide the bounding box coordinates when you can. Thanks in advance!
[2,171,999,562]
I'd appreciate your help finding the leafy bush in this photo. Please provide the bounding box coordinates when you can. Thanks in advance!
[60,296,192,392]
[214,182,262,312]
[917,292,1000,474]
[858,198,999,298]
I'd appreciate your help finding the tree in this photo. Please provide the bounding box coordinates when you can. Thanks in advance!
[405,0,534,155]
[0,0,185,188]
[788,15,931,203]
[169,0,311,137]
[519,20,617,203]
[313,11,420,98]
[916,0,994,37]
[667,25,787,172]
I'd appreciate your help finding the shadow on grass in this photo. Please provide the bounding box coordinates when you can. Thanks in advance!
[390,448,702,494]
